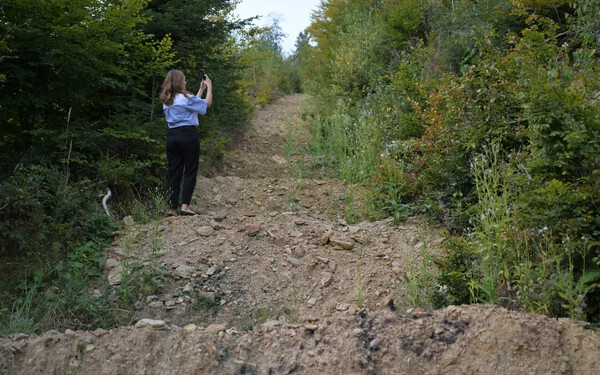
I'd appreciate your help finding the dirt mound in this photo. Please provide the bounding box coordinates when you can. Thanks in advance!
[102,211,443,331]
[2,94,599,374]
[2,305,599,374]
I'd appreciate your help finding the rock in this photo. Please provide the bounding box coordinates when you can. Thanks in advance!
[108,265,124,286]
[105,258,120,269]
[304,324,318,331]
[320,230,333,245]
[353,328,364,336]
[348,226,362,233]
[369,339,381,350]
[123,216,134,226]
[307,297,317,307]
[246,224,261,237]
[330,237,354,250]
[320,272,334,287]
[328,261,337,271]
[205,324,227,333]
[149,301,164,308]
[290,230,304,238]
[183,324,198,332]
[382,296,395,311]
[213,209,228,221]
[336,303,350,311]
[9,333,28,341]
[206,266,218,276]
[287,257,301,267]
[262,320,281,330]
[174,264,194,279]
[292,247,306,258]
[164,300,176,307]
[196,226,214,237]
[144,353,153,362]
[135,319,167,329]
[183,283,194,293]
[294,219,306,225]
[85,344,95,353]
[415,242,424,249]
[338,219,348,226]
[272,155,286,165]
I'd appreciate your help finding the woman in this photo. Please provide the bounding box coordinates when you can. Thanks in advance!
[159,69,212,216]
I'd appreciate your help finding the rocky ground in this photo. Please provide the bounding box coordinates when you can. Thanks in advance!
[1,94,599,374]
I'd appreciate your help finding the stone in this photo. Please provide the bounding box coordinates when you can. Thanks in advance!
[320,231,333,245]
[205,324,227,333]
[196,226,214,237]
[328,261,337,271]
[213,209,228,222]
[353,328,364,336]
[149,301,164,308]
[290,230,304,238]
[338,219,348,226]
[262,320,281,330]
[144,353,153,362]
[292,247,306,258]
[320,272,334,287]
[294,219,306,225]
[287,257,301,267]
[108,265,124,286]
[135,319,167,329]
[246,224,261,237]
[335,303,350,311]
[304,324,318,331]
[174,265,194,279]
[123,216,134,226]
[183,283,194,293]
[382,296,395,311]
[330,237,354,250]
[272,155,287,165]
[206,266,218,276]
[9,333,28,341]
[348,226,362,233]
[183,324,198,332]
[105,258,120,270]
[165,300,176,307]
[307,297,317,307]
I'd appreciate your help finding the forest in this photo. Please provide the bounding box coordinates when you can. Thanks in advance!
[1,0,599,335]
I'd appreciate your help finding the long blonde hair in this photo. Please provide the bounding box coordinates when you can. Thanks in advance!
[160,69,190,106]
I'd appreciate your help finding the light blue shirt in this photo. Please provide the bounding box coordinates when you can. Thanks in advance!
[163,93,208,129]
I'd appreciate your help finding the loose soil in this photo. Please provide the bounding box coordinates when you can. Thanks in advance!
[2,94,599,375]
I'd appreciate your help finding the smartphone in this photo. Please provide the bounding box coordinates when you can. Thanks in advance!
[199,69,206,84]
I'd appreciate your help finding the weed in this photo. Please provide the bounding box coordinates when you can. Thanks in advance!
[403,244,438,309]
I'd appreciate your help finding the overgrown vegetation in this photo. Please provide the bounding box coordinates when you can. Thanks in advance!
[0,0,300,333]
[301,0,600,322]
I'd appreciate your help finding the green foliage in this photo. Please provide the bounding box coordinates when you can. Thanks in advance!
[0,0,281,334]
[302,0,600,321]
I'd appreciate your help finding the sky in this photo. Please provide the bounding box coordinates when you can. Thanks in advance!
[233,0,323,55]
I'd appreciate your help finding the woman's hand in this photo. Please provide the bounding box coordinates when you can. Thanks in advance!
[201,75,212,91]
[202,75,212,108]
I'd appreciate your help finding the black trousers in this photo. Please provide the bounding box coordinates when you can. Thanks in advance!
[166,126,199,209]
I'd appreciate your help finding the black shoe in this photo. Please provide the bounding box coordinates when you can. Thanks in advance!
[180,210,196,216]
[165,213,177,218]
